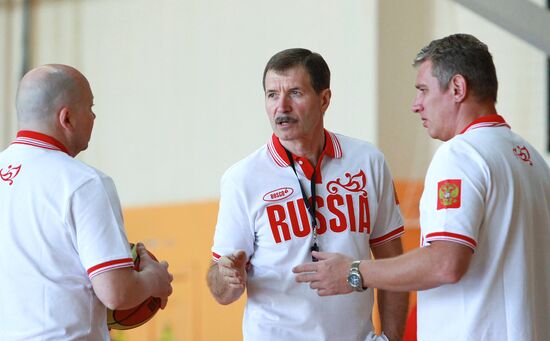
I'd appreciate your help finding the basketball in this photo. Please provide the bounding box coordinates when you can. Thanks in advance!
[107,243,162,330]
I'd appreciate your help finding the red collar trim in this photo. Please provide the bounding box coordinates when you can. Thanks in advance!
[12,130,70,155]
[459,114,510,134]
[267,129,342,167]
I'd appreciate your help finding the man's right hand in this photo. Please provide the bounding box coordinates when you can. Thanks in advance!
[217,250,248,289]
[207,250,248,305]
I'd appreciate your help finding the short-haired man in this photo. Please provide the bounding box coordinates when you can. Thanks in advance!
[207,48,408,340]
[293,34,550,341]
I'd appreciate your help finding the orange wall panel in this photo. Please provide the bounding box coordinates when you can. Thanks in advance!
[112,202,245,341]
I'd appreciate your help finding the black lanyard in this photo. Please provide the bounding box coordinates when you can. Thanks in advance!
[284,148,319,262]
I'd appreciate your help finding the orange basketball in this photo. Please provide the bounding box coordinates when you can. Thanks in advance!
[107,243,161,330]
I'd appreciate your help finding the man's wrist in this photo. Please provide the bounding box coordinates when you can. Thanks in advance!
[347,260,367,292]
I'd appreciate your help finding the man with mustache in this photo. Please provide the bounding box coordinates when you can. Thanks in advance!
[293,34,550,340]
[207,48,408,341]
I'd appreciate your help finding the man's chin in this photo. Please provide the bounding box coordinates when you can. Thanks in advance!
[78,143,89,154]
[273,131,297,142]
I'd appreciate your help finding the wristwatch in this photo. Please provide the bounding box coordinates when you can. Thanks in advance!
[347,260,367,292]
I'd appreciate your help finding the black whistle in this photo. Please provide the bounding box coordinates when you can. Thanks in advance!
[311,243,319,262]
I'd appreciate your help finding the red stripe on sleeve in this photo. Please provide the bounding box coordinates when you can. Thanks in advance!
[87,258,134,277]
[425,231,477,249]
[369,226,405,247]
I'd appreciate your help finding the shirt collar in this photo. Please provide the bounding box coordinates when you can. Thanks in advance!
[11,130,70,155]
[459,114,510,134]
[267,129,342,167]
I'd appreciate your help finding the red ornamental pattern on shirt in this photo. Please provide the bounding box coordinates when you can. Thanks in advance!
[437,179,461,210]
[512,145,533,166]
[0,164,22,186]
[327,170,368,197]
[266,169,371,244]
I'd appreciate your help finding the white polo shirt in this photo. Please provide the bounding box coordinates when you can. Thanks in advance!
[0,131,133,340]
[417,115,550,340]
[212,130,404,341]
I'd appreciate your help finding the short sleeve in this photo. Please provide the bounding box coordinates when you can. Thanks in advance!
[211,173,255,262]
[68,175,133,279]
[370,159,405,247]
[419,143,486,251]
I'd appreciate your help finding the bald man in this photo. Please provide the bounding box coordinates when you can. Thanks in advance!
[0,65,173,340]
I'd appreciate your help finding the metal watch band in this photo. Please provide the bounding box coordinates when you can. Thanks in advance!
[348,260,366,292]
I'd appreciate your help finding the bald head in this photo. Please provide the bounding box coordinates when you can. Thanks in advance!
[16,64,90,125]
[15,64,96,157]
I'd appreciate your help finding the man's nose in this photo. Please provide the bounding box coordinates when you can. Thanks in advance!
[411,102,423,113]
[277,95,291,112]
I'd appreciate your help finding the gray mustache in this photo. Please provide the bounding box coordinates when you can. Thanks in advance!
[275,115,297,124]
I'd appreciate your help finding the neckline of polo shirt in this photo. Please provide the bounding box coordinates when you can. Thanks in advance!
[15,130,70,154]
[270,129,339,183]
[270,129,339,165]
[459,114,508,134]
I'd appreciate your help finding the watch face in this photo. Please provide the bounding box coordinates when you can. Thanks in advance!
[348,274,361,287]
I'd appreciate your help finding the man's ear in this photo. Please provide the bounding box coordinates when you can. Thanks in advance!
[320,88,331,114]
[58,107,73,130]
[450,74,467,103]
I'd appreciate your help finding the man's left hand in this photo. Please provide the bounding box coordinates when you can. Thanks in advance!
[292,251,354,296]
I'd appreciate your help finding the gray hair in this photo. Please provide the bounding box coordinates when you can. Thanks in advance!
[413,33,498,103]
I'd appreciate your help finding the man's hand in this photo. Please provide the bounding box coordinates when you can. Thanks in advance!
[217,250,248,289]
[207,250,248,305]
[136,243,173,309]
[292,251,355,296]
[91,243,174,310]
